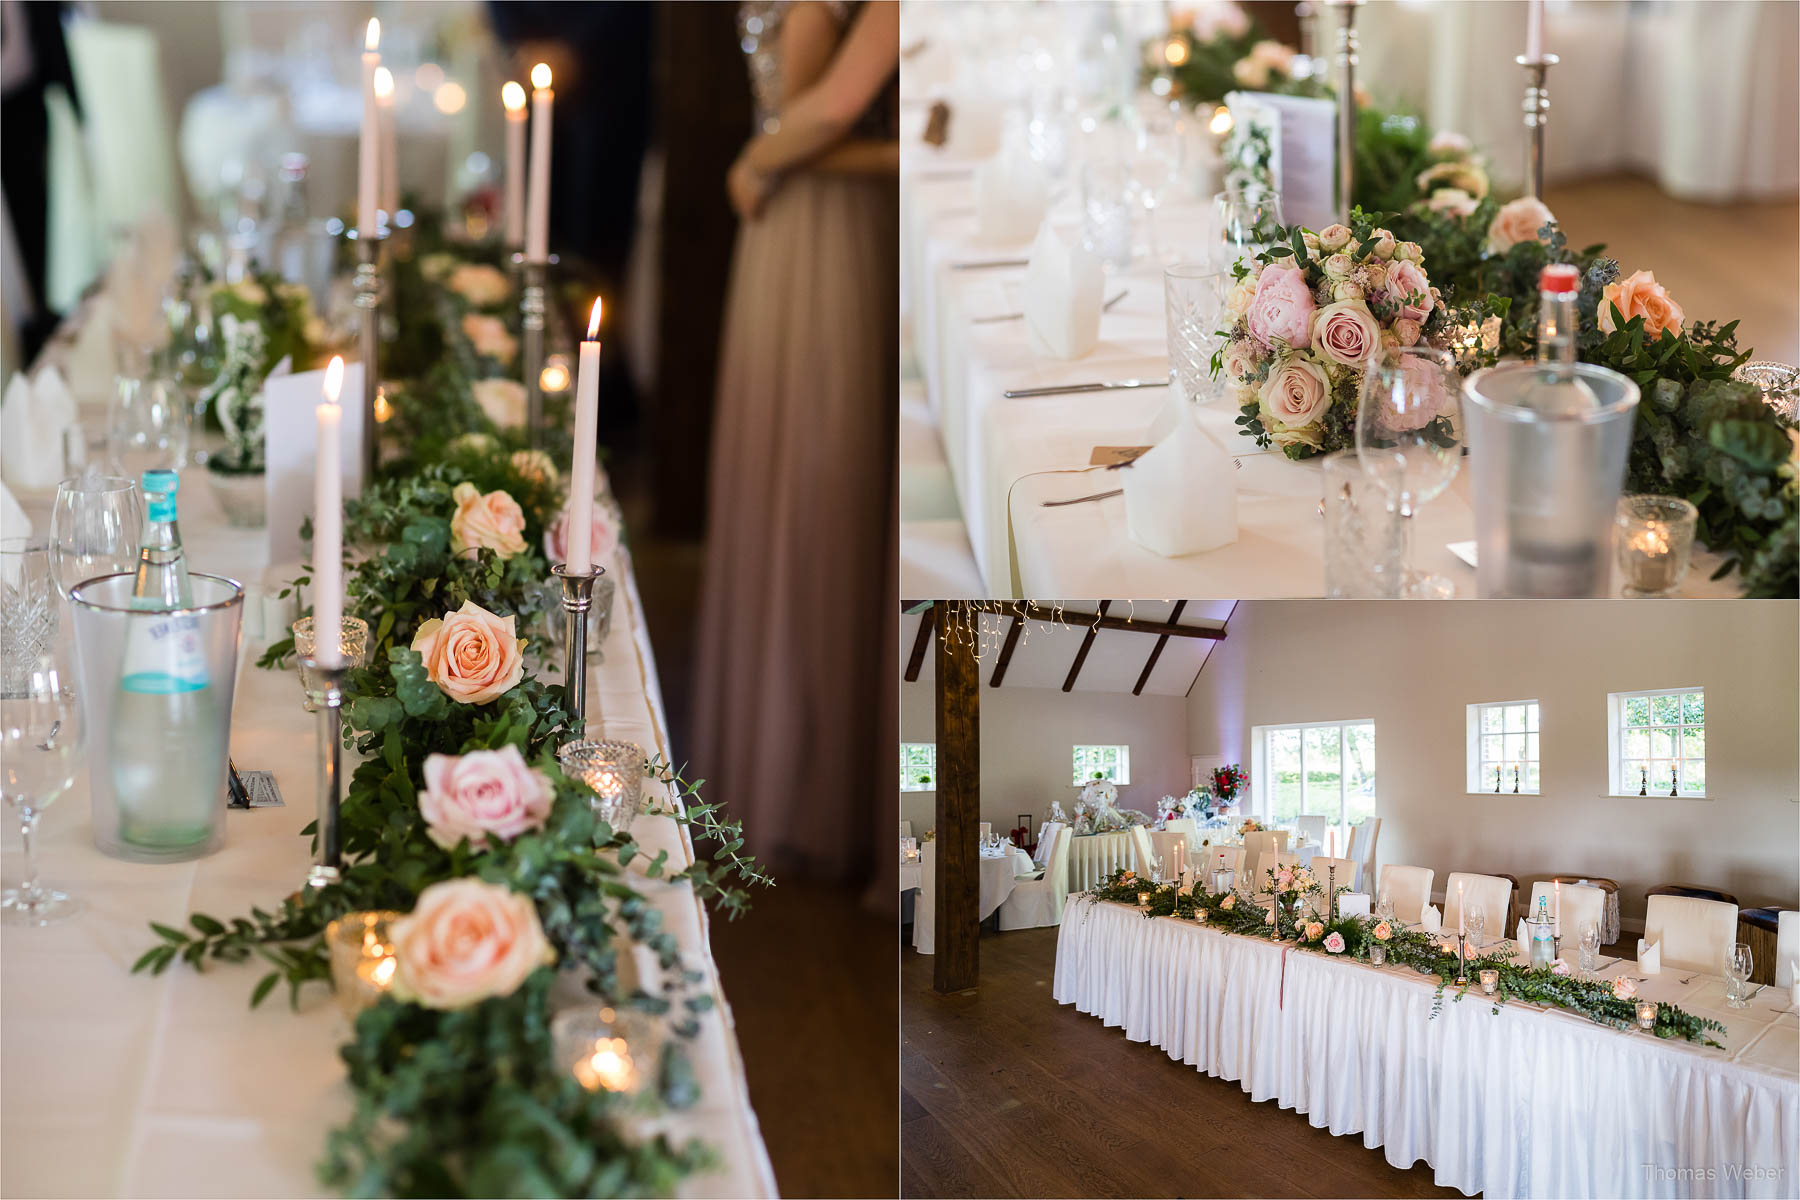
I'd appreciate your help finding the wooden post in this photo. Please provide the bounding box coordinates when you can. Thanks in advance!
[934,601,980,992]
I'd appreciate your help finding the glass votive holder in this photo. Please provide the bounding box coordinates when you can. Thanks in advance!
[292,615,372,710]
[1615,495,1697,598]
[1369,942,1388,966]
[557,739,647,833]
[1137,891,1151,907]
[325,910,403,1019]
[552,1004,654,1099]
[1480,969,1499,995]
[1636,999,1658,1030]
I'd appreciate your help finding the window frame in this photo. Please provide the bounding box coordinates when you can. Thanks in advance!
[899,742,936,793]
[1608,687,1706,798]
[1248,718,1377,829]
[1071,744,1132,787]
[1466,700,1541,795]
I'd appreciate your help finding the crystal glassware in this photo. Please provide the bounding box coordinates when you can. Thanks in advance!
[1479,968,1499,994]
[1577,921,1601,978]
[1,653,84,924]
[1467,908,1486,950]
[552,1004,654,1097]
[557,739,647,834]
[1,540,60,699]
[1636,1000,1658,1030]
[109,372,192,480]
[1080,160,1135,269]
[1369,942,1388,966]
[1732,359,1799,420]
[1615,495,1698,598]
[1355,345,1463,599]
[1164,260,1228,407]
[49,475,144,600]
[1212,184,1283,271]
[290,615,372,712]
[1131,110,1184,263]
[1726,942,1753,1008]
[1322,450,1407,598]
[325,910,403,1019]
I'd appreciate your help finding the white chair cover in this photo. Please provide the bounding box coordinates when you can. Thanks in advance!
[1270,851,1300,873]
[1241,831,1281,889]
[1128,825,1157,877]
[1643,894,1741,976]
[998,827,1071,931]
[1348,817,1382,893]
[1380,864,1434,926]
[1529,880,1607,944]
[1443,872,1514,941]
[1309,855,1361,896]
[1033,820,1064,866]
[1204,845,1244,878]
[1294,814,1327,846]
[1777,911,1798,988]
[978,822,991,842]
[64,19,182,237]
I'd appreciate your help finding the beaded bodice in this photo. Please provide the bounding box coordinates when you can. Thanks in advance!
[738,1,852,133]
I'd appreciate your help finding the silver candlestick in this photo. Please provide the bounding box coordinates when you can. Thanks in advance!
[1331,0,1365,221]
[553,563,604,736]
[1455,931,1469,985]
[522,260,547,447]
[302,659,346,890]
[352,231,386,481]
[1515,54,1559,198]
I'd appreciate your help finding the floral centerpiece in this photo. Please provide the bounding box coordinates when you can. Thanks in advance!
[1211,763,1247,806]
[1072,777,1150,836]
[1237,817,1264,835]
[1139,3,1262,105]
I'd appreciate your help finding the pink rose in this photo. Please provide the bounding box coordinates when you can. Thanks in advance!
[1372,920,1392,941]
[411,599,527,705]
[544,501,622,566]
[449,482,528,559]
[1426,188,1479,219]
[1311,300,1380,368]
[1372,354,1452,433]
[1611,975,1639,1000]
[1323,931,1346,954]
[471,379,527,429]
[1487,196,1557,254]
[461,314,518,363]
[1384,259,1434,323]
[418,746,555,850]
[390,878,555,1009]
[1259,356,1331,429]
[1221,337,1260,383]
[1245,264,1315,350]
[1598,269,1685,339]
[1393,318,1422,347]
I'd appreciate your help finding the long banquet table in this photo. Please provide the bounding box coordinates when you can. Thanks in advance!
[0,338,776,1199]
[1055,896,1800,1199]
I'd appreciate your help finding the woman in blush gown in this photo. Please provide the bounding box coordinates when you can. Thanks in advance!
[692,1,898,890]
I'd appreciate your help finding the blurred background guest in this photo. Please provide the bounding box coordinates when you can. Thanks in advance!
[1,0,78,365]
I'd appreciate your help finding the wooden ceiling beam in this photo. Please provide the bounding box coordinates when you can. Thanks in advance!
[904,604,937,683]
[1018,602,1225,641]
[1131,599,1186,696]
[989,615,1024,688]
[1062,600,1110,693]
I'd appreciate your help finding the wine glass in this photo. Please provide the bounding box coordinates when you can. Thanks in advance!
[1,653,84,924]
[49,475,144,601]
[109,372,191,480]
[1355,344,1463,599]
[1577,922,1601,978]
[1467,908,1486,951]
[0,540,59,699]
[1726,943,1754,1008]
[1212,185,1283,271]
[1131,111,1183,263]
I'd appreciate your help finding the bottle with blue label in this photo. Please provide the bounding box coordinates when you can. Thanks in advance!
[109,471,226,851]
[1529,894,1557,970]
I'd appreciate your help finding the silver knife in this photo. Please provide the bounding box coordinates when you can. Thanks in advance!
[973,289,1129,325]
[952,257,1029,271]
[1004,378,1169,399]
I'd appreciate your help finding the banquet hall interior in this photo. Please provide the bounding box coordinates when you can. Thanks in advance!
[0,2,895,1196]
[899,599,1800,1198]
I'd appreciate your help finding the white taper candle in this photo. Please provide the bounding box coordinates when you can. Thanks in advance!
[315,357,347,667]
[566,298,602,574]
[526,63,553,263]
[502,81,527,249]
[374,66,398,223]
[358,20,381,238]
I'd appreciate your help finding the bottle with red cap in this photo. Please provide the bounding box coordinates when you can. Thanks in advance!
[1527,263,1599,415]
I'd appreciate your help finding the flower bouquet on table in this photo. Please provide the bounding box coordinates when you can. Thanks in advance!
[1138,3,1262,106]
[1237,817,1264,835]
[1072,778,1150,836]
[1211,763,1247,806]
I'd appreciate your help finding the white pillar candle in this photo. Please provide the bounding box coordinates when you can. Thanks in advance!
[526,63,553,263]
[358,19,381,238]
[1526,0,1544,60]
[1553,880,1561,938]
[1457,880,1465,937]
[502,81,527,249]
[565,298,602,574]
[374,66,398,223]
[315,357,346,667]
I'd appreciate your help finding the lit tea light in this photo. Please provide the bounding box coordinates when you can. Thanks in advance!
[553,1005,652,1098]
[1209,106,1233,136]
[1163,38,1189,67]
[575,1035,639,1092]
[1480,969,1499,995]
[556,740,648,833]
[372,388,393,423]
[1369,943,1388,966]
[539,355,572,393]
[326,911,404,1019]
[1636,1000,1658,1030]
[1137,891,1151,907]
[1616,495,1697,598]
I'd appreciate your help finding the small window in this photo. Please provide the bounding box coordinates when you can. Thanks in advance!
[900,743,936,792]
[1072,745,1131,786]
[1468,701,1540,794]
[1610,688,1705,796]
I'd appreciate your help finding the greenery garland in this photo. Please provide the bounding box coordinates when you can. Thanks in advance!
[1086,868,1724,1047]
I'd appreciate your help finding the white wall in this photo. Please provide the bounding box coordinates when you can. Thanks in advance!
[900,682,1190,840]
[1186,601,1800,927]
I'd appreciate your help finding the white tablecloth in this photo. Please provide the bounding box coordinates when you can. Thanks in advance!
[1,370,775,1199]
[910,842,1034,955]
[1054,896,1800,1198]
[1067,829,1141,894]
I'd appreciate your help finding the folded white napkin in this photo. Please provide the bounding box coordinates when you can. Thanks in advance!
[1421,904,1442,933]
[1123,411,1238,557]
[1022,222,1103,360]
[0,479,29,539]
[1516,918,1529,951]
[1,366,79,491]
[974,146,1049,245]
[1337,892,1370,919]
[945,87,1004,158]
[1636,938,1661,975]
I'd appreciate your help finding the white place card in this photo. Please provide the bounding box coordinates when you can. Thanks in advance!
[1337,892,1371,919]
[1227,90,1337,234]
[264,362,365,566]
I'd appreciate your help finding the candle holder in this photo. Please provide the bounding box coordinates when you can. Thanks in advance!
[557,739,648,833]
[1616,494,1698,598]
[1636,999,1658,1031]
[522,260,548,448]
[552,1004,655,1098]
[326,910,403,1018]
[552,563,604,734]
[1369,941,1387,966]
[1514,53,1560,198]
[1480,968,1499,996]
[291,615,371,712]
[1455,932,1469,985]
[1330,0,1365,221]
[302,658,346,890]
[352,230,386,481]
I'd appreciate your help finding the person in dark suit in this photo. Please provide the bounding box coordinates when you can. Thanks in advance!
[1,0,77,361]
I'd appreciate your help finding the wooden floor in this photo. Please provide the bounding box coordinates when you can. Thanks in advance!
[901,925,1463,1200]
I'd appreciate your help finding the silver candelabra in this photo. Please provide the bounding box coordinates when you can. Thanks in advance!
[303,659,345,890]
[1332,0,1365,221]
[553,563,604,736]
[1515,54,1560,197]
[522,260,547,447]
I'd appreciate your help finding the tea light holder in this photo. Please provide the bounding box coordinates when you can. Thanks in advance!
[1369,942,1387,966]
[302,658,346,889]
[1137,891,1152,907]
[326,910,403,1018]
[552,1004,653,1098]
[552,563,605,733]
[292,615,371,711]
[1616,495,1697,598]
[1480,968,1499,995]
[1636,999,1658,1031]
[557,739,648,833]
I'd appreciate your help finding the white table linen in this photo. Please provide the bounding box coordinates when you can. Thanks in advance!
[1054,897,1800,1198]
[1066,829,1140,894]
[910,843,1033,955]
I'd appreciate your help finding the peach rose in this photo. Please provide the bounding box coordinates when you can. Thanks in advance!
[1416,160,1489,199]
[1486,196,1557,254]
[462,314,518,364]
[1259,355,1332,429]
[419,746,555,850]
[1393,318,1422,347]
[509,448,558,486]
[1224,275,1258,323]
[1373,920,1393,941]
[1384,259,1434,323]
[1246,264,1315,350]
[1304,920,1324,941]
[411,599,526,705]
[472,378,527,429]
[543,499,622,566]
[1598,269,1685,339]
[390,878,555,1009]
[1317,224,1352,253]
[1232,57,1270,87]
[1426,188,1478,219]
[1312,300,1380,369]
[1249,40,1295,72]
[449,482,528,559]
[447,263,510,308]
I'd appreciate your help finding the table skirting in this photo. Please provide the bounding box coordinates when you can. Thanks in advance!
[1067,830,1140,894]
[1053,896,1799,1199]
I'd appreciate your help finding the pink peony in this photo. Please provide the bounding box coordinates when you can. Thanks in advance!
[1323,931,1346,954]
[1598,269,1685,339]
[1384,259,1434,323]
[544,500,622,567]
[418,746,554,850]
[1245,264,1315,349]
[411,600,527,705]
[1374,354,1453,433]
[1311,300,1381,368]
[1487,196,1557,254]
[390,878,555,1009]
[449,482,528,559]
[1259,356,1332,429]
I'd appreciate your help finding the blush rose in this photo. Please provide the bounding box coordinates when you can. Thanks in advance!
[1245,263,1315,350]
[418,745,555,850]
[449,482,528,559]
[390,878,555,1009]
[1598,269,1685,339]
[411,599,526,705]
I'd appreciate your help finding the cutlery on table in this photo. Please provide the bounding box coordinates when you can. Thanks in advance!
[972,289,1129,325]
[951,257,1029,271]
[1004,378,1168,399]
[1039,460,1244,507]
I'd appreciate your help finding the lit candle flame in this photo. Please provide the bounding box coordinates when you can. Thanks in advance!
[578,1038,637,1091]
[1163,38,1189,67]
[370,956,396,987]
[502,81,526,112]
[372,66,394,100]
[587,297,603,340]
[365,18,380,52]
[531,62,552,90]
[324,356,345,405]
[1209,106,1233,136]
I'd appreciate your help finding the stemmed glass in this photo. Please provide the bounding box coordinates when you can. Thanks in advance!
[0,540,59,699]
[1212,185,1284,271]
[1725,943,1754,1008]
[49,475,144,600]
[1131,112,1184,264]
[1355,344,1463,599]
[109,372,191,480]
[1577,922,1601,979]
[1467,908,1486,952]
[1,653,84,924]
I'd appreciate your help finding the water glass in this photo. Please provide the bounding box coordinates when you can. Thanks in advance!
[0,540,59,699]
[109,372,192,479]
[1322,451,1407,598]
[557,740,648,834]
[1356,346,1463,599]
[1080,161,1135,269]
[1577,922,1600,978]
[1467,909,1486,950]
[1212,185,1283,271]
[1132,111,1183,261]
[49,475,144,601]
[1726,943,1754,1008]
[291,615,373,711]
[1164,261,1228,406]
[1,653,84,924]
[1616,495,1698,598]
